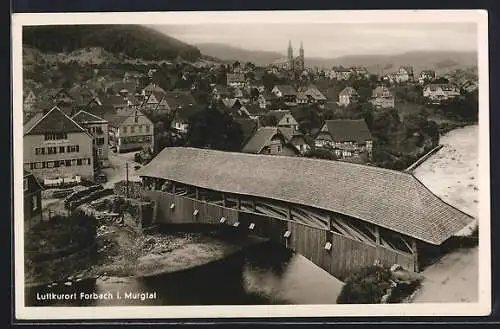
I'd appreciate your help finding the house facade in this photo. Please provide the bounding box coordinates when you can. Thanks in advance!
[23,170,43,232]
[423,84,461,103]
[328,67,352,80]
[315,119,373,159]
[226,73,246,88]
[23,106,94,182]
[266,110,299,131]
[394,66,415,83]
[105,109,154,153]
[338,86,359,106]
[418,70,436,85]
[370,86,395,109]
[72,111,110,168]
[271,85,297,104]
[23,90,37,115]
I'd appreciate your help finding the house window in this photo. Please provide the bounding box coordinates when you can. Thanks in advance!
[131,126,135,133]
[145,125,150,133]
[77,159,82,166]
[59,146,65,153]
[47,147,57,154]
[44,133,67,140]
[277,145,282,152]
[97,148,103,156]
[23,178,28,192]
[32,195,38,211]
[134,116,139,123]
[67,145,79,153]
[65,160,72,167]
[71,159,77,166]
[35,162,42,169]
[47,161,54,168]
[122,126,127,134]
[54,161,60,168]
[96,137,105,145]
[35,148,45,155]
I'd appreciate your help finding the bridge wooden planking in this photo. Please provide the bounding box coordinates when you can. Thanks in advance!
[144,190,416,278]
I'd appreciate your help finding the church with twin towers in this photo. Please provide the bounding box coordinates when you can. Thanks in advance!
[272,40,305,72]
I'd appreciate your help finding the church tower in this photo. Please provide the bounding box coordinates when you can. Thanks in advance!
[287,40,294,70]
[298,41,305,71]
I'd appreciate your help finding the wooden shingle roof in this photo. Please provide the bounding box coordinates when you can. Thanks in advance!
[138,147,474,245]
[321,120,372,143]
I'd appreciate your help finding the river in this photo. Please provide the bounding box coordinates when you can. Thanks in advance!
[25,240,344,306]
[413,124,479,234]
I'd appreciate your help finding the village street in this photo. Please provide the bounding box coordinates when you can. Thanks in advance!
[102,151,143,189]
[412,124,479,303]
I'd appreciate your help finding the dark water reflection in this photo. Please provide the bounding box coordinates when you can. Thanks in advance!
[26,241,343,306]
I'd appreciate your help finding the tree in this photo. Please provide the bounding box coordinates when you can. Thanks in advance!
[185,106,244,151]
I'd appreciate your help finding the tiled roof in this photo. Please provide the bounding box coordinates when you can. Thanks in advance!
[320,119,372,143]
[339,86,358,97]
[164,91,197,109]
[24,106,87,136]
[241,127,289,153]
[273,85,297,96]
[71,110,107,124]
[138,147,475,245]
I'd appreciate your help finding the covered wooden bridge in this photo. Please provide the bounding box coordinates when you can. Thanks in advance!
[137,147,474,279]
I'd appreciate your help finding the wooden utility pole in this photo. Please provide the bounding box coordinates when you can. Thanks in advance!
[126,162,129,198]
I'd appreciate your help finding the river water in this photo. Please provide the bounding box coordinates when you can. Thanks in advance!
[26,240,344,306]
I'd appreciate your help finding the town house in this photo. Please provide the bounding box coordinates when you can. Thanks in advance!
[23,169,43,232]
[338,86,359,107]
[104,109,154,153]
[296,85,327,106]
[315,119,373,159]
[370,86,395,109]
[170,106,200,134]
[242,127,300,156]
[265,110,299,131]
[226,73,246,88]
[271,85,298,105]
[23,89,37,115]
[395,66,415,83]
[279,127,311,154]
[328,67,352,80]
[423,84,461,103]
[418,70,436,85]
[23,106,94,183]
[72,110,109,168]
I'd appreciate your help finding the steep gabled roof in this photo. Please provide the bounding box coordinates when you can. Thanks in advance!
[320,119,372,143]
[24,106,87,136]
[241,127,295,154]
[339,86,358,97]
[273,85,297,96]
[71,110,107,124]
[138,147,475,245]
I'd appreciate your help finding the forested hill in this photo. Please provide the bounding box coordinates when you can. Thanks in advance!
[22,25,201,62]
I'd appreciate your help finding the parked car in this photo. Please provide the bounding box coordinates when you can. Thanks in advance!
[94,173,107,184]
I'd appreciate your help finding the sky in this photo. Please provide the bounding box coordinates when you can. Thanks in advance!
[150,23,478,58]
